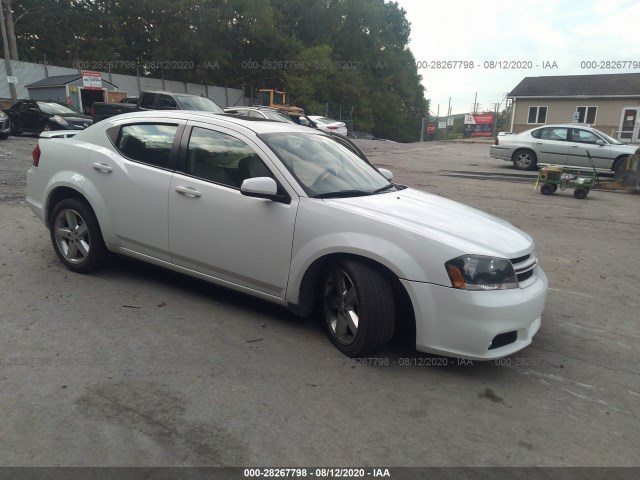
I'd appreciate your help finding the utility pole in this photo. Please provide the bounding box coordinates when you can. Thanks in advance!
[473,92,478,113]
[445,97,451,140]
[0,0,18,104]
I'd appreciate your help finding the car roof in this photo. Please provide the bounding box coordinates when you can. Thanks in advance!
[101,110,324,135]
[529,123,593,129]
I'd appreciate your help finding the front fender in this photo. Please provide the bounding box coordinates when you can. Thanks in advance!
[285,198,454,305]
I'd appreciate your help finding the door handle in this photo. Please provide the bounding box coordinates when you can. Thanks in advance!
[92,162,113,173]
[534,141,543,144]
[175,186,202,198]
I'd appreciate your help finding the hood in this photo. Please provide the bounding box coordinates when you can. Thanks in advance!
[58,114,93,121]
[324,188,534,258]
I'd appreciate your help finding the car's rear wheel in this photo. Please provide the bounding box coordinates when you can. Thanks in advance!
[513,150,537,170]
[50,198,107,273]
[321,259,395,357]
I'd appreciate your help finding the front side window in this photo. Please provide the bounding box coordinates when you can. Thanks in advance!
[261,132,389,197]
[115,124,178,168]
[527,106,547,124]
[576,106,597,124]
[571,129,600,144]
[185,127,272,188]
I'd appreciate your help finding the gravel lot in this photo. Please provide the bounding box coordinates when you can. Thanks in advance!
[0,133,638,468]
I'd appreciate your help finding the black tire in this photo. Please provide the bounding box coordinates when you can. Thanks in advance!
[0,132,8,140]
[574,188,588,199]
[9,119,22,135]
[512,150,538,170]
[50,198,107,273]
[613,156,629,174]
[540,183,554,195]
[321,259,395,357]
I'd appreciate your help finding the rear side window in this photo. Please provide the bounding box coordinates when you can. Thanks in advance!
[158,95,178,110]
[139,93,155,109]
[115,124,178,168]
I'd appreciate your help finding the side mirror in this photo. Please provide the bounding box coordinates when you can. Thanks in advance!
[378,168,393,181]
[241,177,281,201]
[596,139,606,146]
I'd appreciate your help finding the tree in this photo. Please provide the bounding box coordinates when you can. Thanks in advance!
[6,0,428,141]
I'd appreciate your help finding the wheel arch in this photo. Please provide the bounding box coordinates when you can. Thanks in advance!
[290,252,416,343]
[45,186,110,246]
[613,154,630,172]
[45,186,88,228]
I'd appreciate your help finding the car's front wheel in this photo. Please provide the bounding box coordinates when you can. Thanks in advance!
[50,198,107,273]
[9,119,22,135]
[513,150,537,170]
[321,259,395,357]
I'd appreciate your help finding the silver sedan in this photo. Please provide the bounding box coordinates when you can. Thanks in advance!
[490,123,637,171]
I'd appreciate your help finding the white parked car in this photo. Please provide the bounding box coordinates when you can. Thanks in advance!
[490,124,637,171]
[27,111,547,360]
[308,116,348,136]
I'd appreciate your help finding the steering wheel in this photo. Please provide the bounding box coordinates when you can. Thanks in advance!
[311,167,337,189]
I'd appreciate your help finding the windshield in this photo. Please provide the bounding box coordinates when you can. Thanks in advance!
[261,132,390,197]
[37,102,82,115]
[175,96,224,113]
[594,128,623,145]
[263,110,294,123]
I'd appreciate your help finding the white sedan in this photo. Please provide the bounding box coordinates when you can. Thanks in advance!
[26,111,547,360]
[308,116,348,136]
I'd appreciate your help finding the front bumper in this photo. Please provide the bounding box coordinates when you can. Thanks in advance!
[401,267,548,360]
[0,116,10,135]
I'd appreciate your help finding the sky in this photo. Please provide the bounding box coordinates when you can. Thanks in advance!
[394,0,640,116]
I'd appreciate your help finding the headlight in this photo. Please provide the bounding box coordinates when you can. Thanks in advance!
[51,115,69,126]
[445,255,518,291]
[0,111,7,119]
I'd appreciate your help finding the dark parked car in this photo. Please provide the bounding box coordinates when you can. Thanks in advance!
[92,91,224,122]
[5,100,93,135]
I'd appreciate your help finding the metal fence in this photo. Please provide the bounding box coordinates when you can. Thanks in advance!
[0,60,248,107]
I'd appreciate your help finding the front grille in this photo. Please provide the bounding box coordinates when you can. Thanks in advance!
[517,269,534,282]
[510,252,537,286]
[511,254,530,264]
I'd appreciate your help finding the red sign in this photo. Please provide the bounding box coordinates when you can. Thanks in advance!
[427,123,436,134]
[463,113,495,137]
[81,70,103,90]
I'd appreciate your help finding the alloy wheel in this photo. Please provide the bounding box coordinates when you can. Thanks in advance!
[323,268,360,345]
[53,208,91,264]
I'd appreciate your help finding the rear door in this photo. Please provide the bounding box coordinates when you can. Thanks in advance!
[21,101,43,133]
[86,120,184,260]
[532,127,570,165]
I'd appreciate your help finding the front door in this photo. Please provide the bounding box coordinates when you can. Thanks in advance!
[619,108,640,143]
[168,124,298,299]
